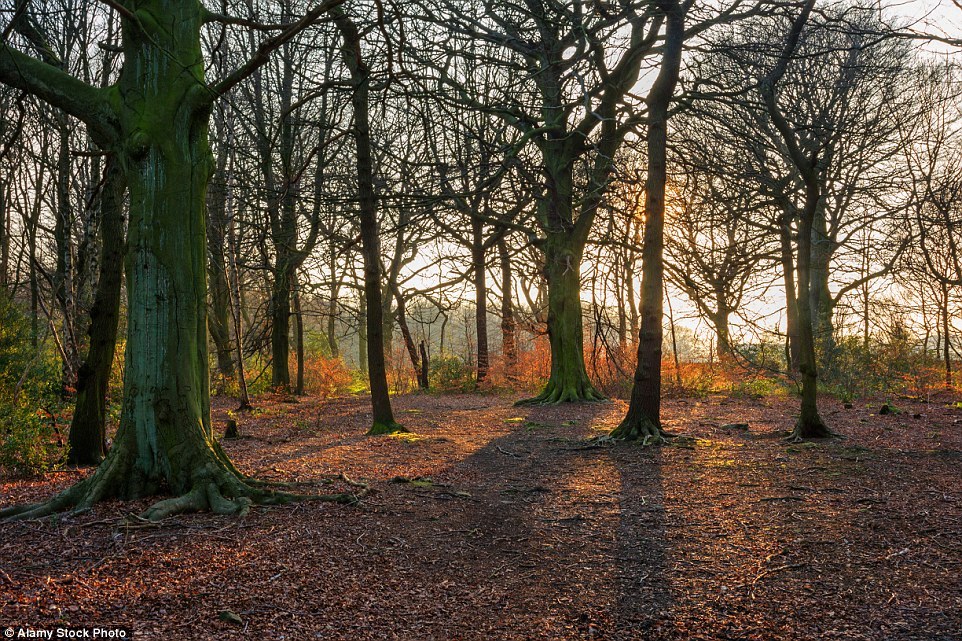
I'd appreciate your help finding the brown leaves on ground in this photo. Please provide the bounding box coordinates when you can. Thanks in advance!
[1,392,961,640]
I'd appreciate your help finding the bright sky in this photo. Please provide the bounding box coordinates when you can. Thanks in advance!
[902,1,962,49]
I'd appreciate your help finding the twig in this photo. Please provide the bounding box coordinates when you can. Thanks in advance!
[752,562,807,585]
[497,445,522,458]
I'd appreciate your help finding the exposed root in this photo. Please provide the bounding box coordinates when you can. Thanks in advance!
[240,472,370,493]
[2,454,366,524]
[367,421,408,436]
[609,416,664,445]
[515,380,607,406]
[137,471,366,521]
[787,415,836,442]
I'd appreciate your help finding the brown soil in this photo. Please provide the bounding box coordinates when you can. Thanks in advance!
[1,392,961,640]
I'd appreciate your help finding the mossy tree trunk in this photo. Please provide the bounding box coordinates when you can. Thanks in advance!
[529,229,603,403]
[0,0,347,520]
[611,0,684,441]
[68,157,126,466]
[518,134,603,404]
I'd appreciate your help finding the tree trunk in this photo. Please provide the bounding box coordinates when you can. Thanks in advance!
[757,0,830,440]
[498,238,516,377]
[206,141,236,391]
[293,272,305,396]
[328,257,340,358]
[779,216,801,370]
[713,295,732,361]
[28,197,39,347]
[471,220,489,384]
[809,203,836,364]
[68,157,125,466]
[226,203,252,410]
[333,7,402,434]
[520,231,603,404]
[419,340,430,390]
[611,0,684,441]
[1,0,282,520]
[394,286,426,390]
[0,179,8,288]
[358,290,368,375]
[793,183,831,438]
[943,284,952,389]
[270,261,293,392]
[265,34,297,394]
[54,116,79,395]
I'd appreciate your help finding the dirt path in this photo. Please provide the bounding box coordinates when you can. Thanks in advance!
[1,392,960,640]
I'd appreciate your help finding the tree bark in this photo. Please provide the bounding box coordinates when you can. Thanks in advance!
[0,0,351,520]
[472,219,489,384]
[779,216,801,370]
[333,6,402,434]
[611,0,685,441]
[497,238,517,377]
[68,157,125,466]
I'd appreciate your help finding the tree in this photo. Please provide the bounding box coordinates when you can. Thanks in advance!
[67,158,125,465]
[609,0,685,441]
[331,3,404,434]
[902,61,962,388]
[414,0,687,403]
[756,0,831,439]
[0,0,350,520]
[666,115,777,361]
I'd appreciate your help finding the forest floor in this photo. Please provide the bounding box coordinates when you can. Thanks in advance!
[1,391,961,640]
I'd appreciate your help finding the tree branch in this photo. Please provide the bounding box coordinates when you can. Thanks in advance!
[210,0,344,100]
[0,45,115,142]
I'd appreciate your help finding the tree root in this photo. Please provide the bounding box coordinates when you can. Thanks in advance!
[786,415,836,442]
[1,454,367,523]
[609,416,665,445]
[367,421,407,436]
[515,380,607,406]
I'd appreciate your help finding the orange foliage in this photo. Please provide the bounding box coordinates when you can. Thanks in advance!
[289,353,354,398]
[901,363,952,400]
[483,336,550,394]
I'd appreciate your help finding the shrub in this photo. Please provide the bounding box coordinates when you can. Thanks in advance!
[429,352,475,392]
[0,292,66,476]
[729,376,789,399]
[662,360,717,398]
[0,406,65,476]
[823,335,950,401]
[299,354,354,398]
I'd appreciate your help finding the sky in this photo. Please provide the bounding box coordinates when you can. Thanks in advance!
[901,1,962,49]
